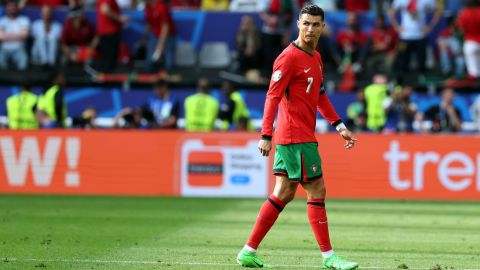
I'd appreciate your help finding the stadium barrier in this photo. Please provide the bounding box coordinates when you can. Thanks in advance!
[1,130,479,200]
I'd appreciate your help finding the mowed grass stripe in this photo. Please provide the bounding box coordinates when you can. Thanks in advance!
[0,195,479,270]
[3,258,480,270]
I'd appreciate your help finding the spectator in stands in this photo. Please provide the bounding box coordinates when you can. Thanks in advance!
[36,72,67,128]
[382,85,417,133]
[148,79,179,129]
[388,0,442,74]
[113,107,153,129]
[31,6,62,68]
[346,88,368,132]
[417,87,462,133]
[366,14,399,75]
[145,0,176,71]
[6,81,39,130]
[260,0,295,77]
[170,0,200,9]
[229,0,265,12]
[342,0,370,12]
[61,6,96,65]
[96,0,129,72]
[0,0,30,71]
[437,15,465,79]
[470,94,480,132]
[184,78,219,131]
[235,15,261,73]
[364,74,389,132]
[336,12,368,73]
[72,106,97,129]
[201,0,229,10]
[219,80,252,131]
[457,0,480,79]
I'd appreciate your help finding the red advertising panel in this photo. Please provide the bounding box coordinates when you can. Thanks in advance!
[0,131,479,200]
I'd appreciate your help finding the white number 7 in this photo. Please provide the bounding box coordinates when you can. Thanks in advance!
[306,77,313,93]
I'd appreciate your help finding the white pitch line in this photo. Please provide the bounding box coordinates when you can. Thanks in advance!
[2,258,479,270]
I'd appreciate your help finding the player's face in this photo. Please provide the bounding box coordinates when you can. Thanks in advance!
[297,14,325,44]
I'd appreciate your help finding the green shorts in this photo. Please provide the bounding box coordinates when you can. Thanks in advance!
[273,142,323,182]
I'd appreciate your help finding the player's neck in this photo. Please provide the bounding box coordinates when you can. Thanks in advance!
[294,38,317,55]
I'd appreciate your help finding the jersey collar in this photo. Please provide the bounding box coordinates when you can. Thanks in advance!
[291,41,314,56]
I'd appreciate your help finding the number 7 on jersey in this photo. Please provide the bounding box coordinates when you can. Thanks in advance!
[306,77,313,93]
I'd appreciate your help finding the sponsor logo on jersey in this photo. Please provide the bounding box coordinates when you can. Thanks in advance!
[304,68,311,73]
[272,70,282,82]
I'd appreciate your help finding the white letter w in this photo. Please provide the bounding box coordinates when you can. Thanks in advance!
[0,136,61,186]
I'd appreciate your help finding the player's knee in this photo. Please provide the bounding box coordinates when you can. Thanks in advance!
[276,189,296,204]
[307,185,326,199]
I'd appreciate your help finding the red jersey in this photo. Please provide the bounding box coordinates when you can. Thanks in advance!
[370,27,398,53]
[96,0,121,35]
[61,17,96,46]
[336,30,368,50]
[344,0,370,12]
[458,7,480,44]
[261,43,341,145]
[145,0,176,37]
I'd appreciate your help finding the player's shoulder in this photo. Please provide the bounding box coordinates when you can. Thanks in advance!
[312,50,324,66]
[277,44,296,60]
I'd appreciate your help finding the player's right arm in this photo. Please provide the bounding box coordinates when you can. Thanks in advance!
[259,52,293,156]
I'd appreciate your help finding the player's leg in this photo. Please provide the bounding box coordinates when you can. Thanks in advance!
[302,179,358,270]
[301,142,358,270]
[237,175,298,268]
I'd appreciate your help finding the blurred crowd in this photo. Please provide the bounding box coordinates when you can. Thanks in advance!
[2,0,480,134]
[5,71,480,134]
[4,73,255,132]
[345,73,480,134]
[0,0,479,79]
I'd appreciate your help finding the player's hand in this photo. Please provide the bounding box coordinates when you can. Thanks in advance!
[339,129,357,149]
[258,139,272,157]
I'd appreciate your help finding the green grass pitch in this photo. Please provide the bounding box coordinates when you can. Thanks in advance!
[0,195,479,270]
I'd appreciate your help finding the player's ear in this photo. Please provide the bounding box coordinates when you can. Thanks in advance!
[297,19,300,29]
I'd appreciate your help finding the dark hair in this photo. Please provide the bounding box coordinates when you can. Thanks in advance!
[300,5,324,21]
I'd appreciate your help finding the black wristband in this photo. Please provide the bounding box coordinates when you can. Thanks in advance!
[332,120,343,128]
[261,135,272,141]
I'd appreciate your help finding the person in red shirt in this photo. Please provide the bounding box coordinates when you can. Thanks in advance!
[365,15,399,75]
[457,0,480,78]
[61,7,96,64]
[336,12,368,73]
[236,5,359,270]
[96,0,129,72]
[144,0,176,71]
[343,0,370,12]
[169,0,200,9]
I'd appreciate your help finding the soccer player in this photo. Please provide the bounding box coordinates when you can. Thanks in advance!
[236,5,359,270]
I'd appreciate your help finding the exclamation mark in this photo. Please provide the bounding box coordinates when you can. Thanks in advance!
[65,138,80,187]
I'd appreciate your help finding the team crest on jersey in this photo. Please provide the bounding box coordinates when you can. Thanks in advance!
[272,70,282,82]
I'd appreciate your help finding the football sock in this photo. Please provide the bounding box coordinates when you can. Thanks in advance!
[243,245,256,252]
[246,194,286,249]
[307,198,333,252]
[321,249,335,258]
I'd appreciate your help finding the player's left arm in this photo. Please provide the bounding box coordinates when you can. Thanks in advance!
[317,89,357,149]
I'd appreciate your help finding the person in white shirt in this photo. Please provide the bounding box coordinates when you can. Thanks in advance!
[388,0,442,74]
[0,0,30,70]
[31,5,63,67]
